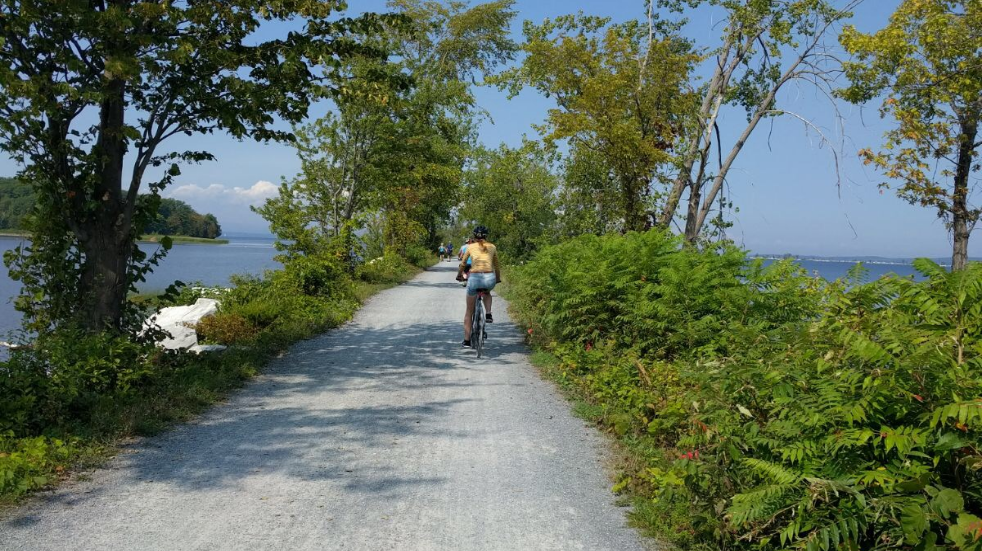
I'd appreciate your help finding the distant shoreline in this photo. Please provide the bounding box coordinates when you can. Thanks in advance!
[753,255,954,268]
[140,234,229,245]
[0,231,228,245]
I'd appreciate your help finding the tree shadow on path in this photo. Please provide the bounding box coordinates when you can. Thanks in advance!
[11,310,528,521]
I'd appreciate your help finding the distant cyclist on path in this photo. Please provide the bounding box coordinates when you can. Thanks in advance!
[456,226,501,347]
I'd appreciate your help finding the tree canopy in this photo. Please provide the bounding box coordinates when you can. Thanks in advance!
[656,0,862,241]
[257,0,517,263]
[0,182,221,238]
[494,13,695,233]
[458,143,559,261]
[0,0,397,332]
[141,197,221,239]
[841,0,982,270]
[0,176,33,230]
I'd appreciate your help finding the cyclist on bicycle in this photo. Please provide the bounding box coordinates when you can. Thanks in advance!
[457,238,474,286]
[456,226,501,347]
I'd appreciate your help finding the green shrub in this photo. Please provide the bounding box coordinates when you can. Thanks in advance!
[0,246,371,500]
[509,230,982,550]
[664,260,982,550]
[232,296,290,330]
[195,313,257,345]
[0,332,155,435]
[510,229,820,360]
[0,432,72,497]
[356,252,414,284]
[0,353,47,435]
[404,243,436,268]
[275,253,352,298]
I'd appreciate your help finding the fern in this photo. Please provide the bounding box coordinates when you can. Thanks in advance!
[508,232,982,550]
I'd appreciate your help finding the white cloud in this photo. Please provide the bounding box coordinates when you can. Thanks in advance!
[162,180,281,234]
[166,180,279,206]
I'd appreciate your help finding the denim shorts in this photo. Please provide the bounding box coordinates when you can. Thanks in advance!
[466,272,496,296]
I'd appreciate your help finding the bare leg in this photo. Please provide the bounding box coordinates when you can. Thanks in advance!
[463,294,477,341]
[482,293,492,315]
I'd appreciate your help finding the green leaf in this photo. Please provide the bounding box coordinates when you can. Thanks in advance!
[914,531,939,551]
[931,488,965,518]
[947,514,982,550]
[901,504,928,541]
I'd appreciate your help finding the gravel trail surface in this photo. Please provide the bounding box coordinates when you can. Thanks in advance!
[1,263,650,551]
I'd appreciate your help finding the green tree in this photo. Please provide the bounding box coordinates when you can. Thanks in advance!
[555,144,624,237]
[495,13,695,233]
[458,143,558,261]
[840,0,982,271]
[0,1,393,332]
[141,197,221,238]
[0,177,34,230]
[655,0,862,242]
[361,0,517,253]
[255,61,399,263]
[202,214,221,239]
[259,0,516,260]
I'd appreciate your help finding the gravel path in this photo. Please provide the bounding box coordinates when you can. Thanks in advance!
[1,264,650,551]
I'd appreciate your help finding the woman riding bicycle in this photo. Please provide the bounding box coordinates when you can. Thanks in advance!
[456,226,501,347]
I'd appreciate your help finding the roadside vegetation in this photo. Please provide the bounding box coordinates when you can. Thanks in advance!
[1,0,981,549]
[482,2,982,548]
[505,230,982,550]
[0,0,511,503]
[0,251,429,502]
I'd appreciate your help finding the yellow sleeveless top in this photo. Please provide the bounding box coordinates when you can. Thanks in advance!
[460,242,499,273]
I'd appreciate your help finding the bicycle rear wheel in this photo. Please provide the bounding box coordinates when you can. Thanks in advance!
[472,296,485,357]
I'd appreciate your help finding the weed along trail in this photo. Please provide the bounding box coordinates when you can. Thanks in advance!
[1,263,648,551]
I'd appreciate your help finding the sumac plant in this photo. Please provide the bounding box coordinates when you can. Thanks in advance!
[674,260,982,549]
[510,230,982,550]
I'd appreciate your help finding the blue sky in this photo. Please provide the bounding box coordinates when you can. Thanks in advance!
[3,0,971,258]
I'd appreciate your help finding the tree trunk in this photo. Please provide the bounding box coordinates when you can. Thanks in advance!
[687,22,833,238]
[658,63,725,229]
[621,175,646,232]
[79,75,130,331]
[657,34,745,229]
[951,118,978,271]
[683,178,702,243]
[691,79,783,236]
[80,231,131,331]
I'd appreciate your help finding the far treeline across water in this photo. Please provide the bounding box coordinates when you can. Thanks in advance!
[0,177,221,239]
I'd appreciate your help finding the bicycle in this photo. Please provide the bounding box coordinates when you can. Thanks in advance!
[471,288,490,358]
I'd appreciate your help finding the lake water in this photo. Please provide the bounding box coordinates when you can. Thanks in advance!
[0,235,279,339]
[0,238,935,340]
[766,258,925,282]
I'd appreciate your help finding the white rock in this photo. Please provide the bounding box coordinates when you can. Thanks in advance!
[144,298,220,350]
[188,344,228,354]
[190,286,231,296]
